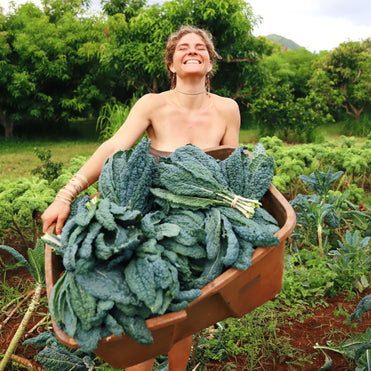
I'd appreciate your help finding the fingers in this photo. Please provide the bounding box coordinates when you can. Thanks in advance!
[55,217,65,235]
[42,220,50,234]
[41,212,52,234]
[41,201,70,235]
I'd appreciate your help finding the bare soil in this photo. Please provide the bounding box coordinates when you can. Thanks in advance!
[1,237,370,371]
[205,287,371,370]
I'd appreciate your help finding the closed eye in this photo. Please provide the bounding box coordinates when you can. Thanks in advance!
[176,43,207,51]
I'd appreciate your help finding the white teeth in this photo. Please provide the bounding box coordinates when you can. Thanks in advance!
[185,60,200,64]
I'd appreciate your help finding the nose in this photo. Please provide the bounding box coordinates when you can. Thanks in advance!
[188,47,198,55]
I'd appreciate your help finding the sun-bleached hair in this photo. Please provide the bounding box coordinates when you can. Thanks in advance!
[165,25,220,77]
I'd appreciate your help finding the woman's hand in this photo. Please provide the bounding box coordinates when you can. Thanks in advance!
[41,200,71,235]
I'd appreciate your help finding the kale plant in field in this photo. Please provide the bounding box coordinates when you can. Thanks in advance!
[290,167,370,257]
[43,138,280,352]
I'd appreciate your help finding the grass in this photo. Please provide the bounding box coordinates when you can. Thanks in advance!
[239,128,260,144]
[0,126,302,182]
[0,139,99,181]
[315,122,369,145]
[0,271,33,311]
[0,119,100,181]
[193,293,317,370]
[0,127,259,182]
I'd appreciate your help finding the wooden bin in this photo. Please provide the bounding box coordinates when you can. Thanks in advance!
[45,146,296,369]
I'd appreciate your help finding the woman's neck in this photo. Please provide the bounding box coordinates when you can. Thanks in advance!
[174,87,206,95]
[175,74,207,93]
[172,88,210,111]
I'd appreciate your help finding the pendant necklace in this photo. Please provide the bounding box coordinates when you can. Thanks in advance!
[174,88,206,95]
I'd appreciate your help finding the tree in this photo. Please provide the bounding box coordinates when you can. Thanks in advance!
[0,2,111,138]
[0,11,15,138]
[102,0,146,18]
[309,39,371,122]
[251,47,332,142]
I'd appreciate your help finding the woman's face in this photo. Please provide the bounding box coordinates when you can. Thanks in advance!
[169,33,213,78]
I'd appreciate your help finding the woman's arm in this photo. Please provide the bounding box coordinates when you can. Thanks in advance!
[42,95,155,234]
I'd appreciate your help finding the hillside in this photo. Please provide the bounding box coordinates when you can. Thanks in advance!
[266,34,302,50]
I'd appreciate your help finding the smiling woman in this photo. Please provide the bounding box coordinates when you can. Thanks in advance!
[41,24,241,371]
[164,25,220,88]
[169,33,212,92]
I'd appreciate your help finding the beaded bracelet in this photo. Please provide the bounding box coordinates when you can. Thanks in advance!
[55,173,89,205]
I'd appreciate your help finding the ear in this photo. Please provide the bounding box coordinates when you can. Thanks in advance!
[207,61,213,73]
[169,63,176,74]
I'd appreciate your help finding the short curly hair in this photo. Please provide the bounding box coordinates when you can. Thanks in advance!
[165,25,220,77]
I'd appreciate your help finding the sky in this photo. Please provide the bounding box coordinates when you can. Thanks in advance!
[247,0,371,52]
[1,0,370,53]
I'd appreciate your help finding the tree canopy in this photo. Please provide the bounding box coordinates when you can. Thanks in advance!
[309,39,371,123]
[0,0,369,140]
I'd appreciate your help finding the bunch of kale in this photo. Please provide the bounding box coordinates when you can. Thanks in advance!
[43,138,280,352]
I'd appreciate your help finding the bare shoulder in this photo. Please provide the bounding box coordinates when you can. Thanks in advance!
[129,92,168,124]
[211,94,240,123]
[211,94,239,113]
[136,91,169,106]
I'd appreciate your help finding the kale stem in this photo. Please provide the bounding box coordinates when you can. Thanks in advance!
[0,283,43,371]
[317,223,324,257]
[217,193,260,219]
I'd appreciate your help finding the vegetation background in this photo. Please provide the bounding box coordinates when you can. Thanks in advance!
[0,0,370,142]
[0,0,370,370]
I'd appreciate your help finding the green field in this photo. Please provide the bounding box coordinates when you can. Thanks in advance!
[0,122,367,181]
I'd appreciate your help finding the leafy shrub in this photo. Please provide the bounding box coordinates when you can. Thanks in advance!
[31,148,64,183]
[0,178,55,248]
[340,135,356,148]
[260,139,370,202]
[259,135,283,150]
[96,96,138,141]
[343,184,365,205]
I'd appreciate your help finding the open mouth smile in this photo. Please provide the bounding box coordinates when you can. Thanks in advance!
[184,59,201,64]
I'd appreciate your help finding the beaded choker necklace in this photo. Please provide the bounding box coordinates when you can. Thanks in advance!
[174,88,207,95]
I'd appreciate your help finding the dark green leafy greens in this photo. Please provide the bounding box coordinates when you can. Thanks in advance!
[152,144,269,219]
[42,138,279,352]
[23,332,94,371]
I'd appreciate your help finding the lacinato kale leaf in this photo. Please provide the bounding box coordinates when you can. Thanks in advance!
[232,240,254,271]
[220,146,250,196]
[221,214,240,266]
[99,138,156,214]
[243,143,275,200]
[119,137,156,213]
[204,208,222,260]
[234,225,280,247]
[76,265,135,305]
